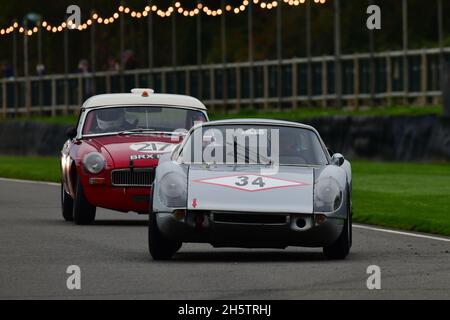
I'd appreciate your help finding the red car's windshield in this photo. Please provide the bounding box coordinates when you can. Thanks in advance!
[82,106,206,135]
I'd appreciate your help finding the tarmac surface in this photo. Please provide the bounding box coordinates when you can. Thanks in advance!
[0,179,449,299]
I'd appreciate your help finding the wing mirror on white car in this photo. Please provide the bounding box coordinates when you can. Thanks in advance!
[331,153,345,166]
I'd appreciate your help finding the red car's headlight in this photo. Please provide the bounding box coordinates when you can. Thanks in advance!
[83,152,106,174]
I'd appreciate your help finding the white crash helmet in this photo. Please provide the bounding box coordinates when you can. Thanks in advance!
[96,108,124,130]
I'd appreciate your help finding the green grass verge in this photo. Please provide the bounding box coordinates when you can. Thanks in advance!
[0,156,60,183]
[0,156,449,236]
[352,161,450,236]
[0,105,443,126]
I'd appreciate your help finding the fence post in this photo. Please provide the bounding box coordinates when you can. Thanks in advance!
[386,55,392,106]
[236,66,241,113]
[185,70,190,96]
[161,71,166,93]
[420,51,428,105]
[322,60,328,108]
[25,79,31,116]
[263,64,269,111]
[2,81,6,118]
[354,57,360,109]
[443,61,450,117]
[292,62,298,110]
[402,0,409,106]
[134,73,139,90]
[78,76,83,106]
[210,68,215,112]
[64,77,69,115]
[334,0,342,108]
[106,74,111,93]
[51,78,56,117]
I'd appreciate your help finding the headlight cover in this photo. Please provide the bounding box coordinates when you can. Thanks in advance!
[314,177,343,213]
[83,152,106,174]
[158,172,187,208]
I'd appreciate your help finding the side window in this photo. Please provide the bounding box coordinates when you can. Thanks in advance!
[187,110,207,129]
[82,111,95,134]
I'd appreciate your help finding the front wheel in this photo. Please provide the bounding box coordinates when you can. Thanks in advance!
[323,206,352,260]
[148,213,182,260]
[61,182,73,221]
[73,177,96,225]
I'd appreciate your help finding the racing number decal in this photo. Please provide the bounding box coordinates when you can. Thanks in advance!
[136,142,172,153]
[194,174,308,192]
[235,176,249,187]
[252,177,266,188]
[235,176,266,188]
[129,142,176,154]
[136,143,157,153]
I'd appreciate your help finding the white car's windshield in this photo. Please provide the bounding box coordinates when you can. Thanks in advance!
[180,124,329,166]
[82,106,206,136]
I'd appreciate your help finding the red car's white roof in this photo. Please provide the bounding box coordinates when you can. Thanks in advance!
[82,90,207,111]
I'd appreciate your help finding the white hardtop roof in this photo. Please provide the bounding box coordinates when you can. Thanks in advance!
[82,89,207,111]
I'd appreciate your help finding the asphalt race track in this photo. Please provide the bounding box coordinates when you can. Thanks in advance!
[0,179,449,300]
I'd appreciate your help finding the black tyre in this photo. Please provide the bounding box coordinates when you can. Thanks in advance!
[323,203,352,260]
[73,177,96,225]
[148,212,182,260]
[61,182,74,221]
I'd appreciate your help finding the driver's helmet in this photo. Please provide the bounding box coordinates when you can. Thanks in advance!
[279,130,299,155]
[96,108,124,130]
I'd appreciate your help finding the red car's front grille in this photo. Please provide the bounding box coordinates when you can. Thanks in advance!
[111,168,154,187]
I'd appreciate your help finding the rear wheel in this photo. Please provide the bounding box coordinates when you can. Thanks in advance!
[61,182,73,221]
[323,204,352,260]
[148,212,182,260]
[73,177,96,225]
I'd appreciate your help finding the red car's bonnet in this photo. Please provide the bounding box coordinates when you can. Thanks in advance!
[83,134,183,168]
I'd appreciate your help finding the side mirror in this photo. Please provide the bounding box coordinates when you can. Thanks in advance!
[331,153,345,166]
[66,126,77,140]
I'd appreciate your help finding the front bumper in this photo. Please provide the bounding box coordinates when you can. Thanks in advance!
[156,211,345,248]
[84,184,151,214]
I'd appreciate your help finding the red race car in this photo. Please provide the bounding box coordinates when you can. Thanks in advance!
[61,89,208,225]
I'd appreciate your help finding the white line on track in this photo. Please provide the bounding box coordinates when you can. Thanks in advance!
[0,177,449,242]
[0,177,59,187]
[353,224,450,242]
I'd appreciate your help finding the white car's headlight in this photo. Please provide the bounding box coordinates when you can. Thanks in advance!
[83,152,106,174]
[158,172,187,208]
[314,177,343,213]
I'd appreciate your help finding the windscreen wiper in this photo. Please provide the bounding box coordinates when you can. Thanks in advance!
[118,128,156,135]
